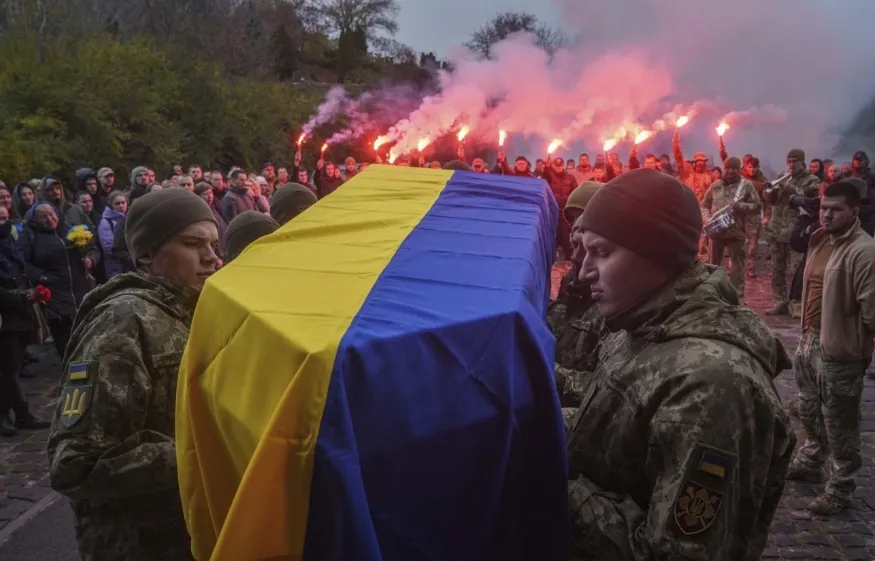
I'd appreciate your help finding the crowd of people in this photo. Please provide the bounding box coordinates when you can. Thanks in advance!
[1,128,875,560]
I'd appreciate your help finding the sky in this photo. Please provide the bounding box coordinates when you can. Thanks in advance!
[395,0,565,57]
[384,0,875,166]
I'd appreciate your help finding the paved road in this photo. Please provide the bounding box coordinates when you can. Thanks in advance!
[3,258,875,559]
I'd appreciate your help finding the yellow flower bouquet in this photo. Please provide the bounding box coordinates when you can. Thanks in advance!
[66,224,96,285]
[66,224,94,249]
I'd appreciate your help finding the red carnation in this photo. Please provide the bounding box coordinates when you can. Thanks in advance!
[29,285,52,303]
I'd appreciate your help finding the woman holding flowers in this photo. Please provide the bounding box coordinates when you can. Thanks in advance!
[18,202,93,360]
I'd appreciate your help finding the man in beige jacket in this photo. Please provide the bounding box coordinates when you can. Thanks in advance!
[788,178,875,515]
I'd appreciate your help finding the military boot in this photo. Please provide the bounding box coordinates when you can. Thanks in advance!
[0,416,18,437]
[808,493,851,516]
[785,462,822,483]
[766,301,789,316]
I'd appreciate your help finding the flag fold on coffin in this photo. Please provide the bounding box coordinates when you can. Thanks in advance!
[176,165,569,561]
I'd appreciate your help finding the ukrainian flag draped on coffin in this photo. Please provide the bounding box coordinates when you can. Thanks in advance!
[176,165,569,561]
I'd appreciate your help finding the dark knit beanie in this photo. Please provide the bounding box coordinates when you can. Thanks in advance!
[723,156,741,169]
[125,188,217,263]
[269,183,317,224]
[443,160,473,172]
[563,181,603,224]
[580,169,702,273]
[787,149,805,162]
[223,211,280,262]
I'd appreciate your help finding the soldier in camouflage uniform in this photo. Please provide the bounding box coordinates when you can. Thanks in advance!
[567,169,795,560]
[547,183,608,428]
[763,149,821,315]
[672,130,713,257]
[787,180,875,515]
[701,157,762,297]
[47,189,220,561]
[742,157,766,278]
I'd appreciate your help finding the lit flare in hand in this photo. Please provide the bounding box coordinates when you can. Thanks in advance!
[716,122,730,136]
[498,130,507,147]
[417,137,430,152]
[374,136,387,150]
[296,133,306,147]
[634,130,652,145]
[675,116,690,128]
[388,151,398,164]
[457,126,470,142]
[603,138,618,152]
[547,139,562,154]
[321,143,328,153]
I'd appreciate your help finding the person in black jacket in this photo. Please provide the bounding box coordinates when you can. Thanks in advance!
[0,205,51,435]
[18,202,93,361]
[851,151,875,235]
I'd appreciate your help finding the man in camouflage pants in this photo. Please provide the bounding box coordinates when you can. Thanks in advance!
[701,157,762,297]
[787,180,875,515]
[47,189,220,561]
[763,149,821,315]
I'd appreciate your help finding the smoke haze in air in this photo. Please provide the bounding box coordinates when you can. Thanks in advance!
[308,0,875,169]
[550,0,875,166]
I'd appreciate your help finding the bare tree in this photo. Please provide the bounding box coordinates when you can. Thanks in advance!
[466,11,567,59]
[315,0,398,41]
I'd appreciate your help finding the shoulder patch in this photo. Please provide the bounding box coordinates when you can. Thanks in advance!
[672,443,736,537]
[674,482,724,535]
[67,361,96,383]
[60,362,97,429]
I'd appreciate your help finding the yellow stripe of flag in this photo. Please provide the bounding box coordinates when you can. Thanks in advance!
[176,166,453,560]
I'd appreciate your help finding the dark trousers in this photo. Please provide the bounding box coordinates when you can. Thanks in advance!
[49,317,73,362]
[556,216,572,262]
[0,331,29,419]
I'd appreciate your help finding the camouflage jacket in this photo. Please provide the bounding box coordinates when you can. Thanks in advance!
[548,272,608,408]
[701,179,762,241]
[46,272,197,561]
[765,172,820,243]
[678,166,714,202]
[566,263,795,561]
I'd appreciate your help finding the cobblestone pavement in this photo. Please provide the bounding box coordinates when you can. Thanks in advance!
[0,344,60,534]
[1,256,874,560]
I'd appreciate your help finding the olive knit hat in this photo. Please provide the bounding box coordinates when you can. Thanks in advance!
[223,211,280,262]
[580,169,702,273]
[125,188,216,263]
[269,183,317,224]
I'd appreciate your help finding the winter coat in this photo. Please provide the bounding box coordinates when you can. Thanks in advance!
[0,226,31,335]
[110,216,136,275]
[18,210,92,320]
[221,187,257,223]
[98,206,127,279]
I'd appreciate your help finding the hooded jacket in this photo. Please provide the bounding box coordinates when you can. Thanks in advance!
[12,182,34,220]
[47,272,197,561]
[126,166,150,204]
[97,206,127,279]
[38,176,94,231]
[75,167,106,216]
[851,152,875,236]
[18,204,93,319]
[567,263,795,561]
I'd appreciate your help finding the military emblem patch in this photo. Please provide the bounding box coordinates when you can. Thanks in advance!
[59,361,96,428]
[59,384,92,428]
[673,482,724,535]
